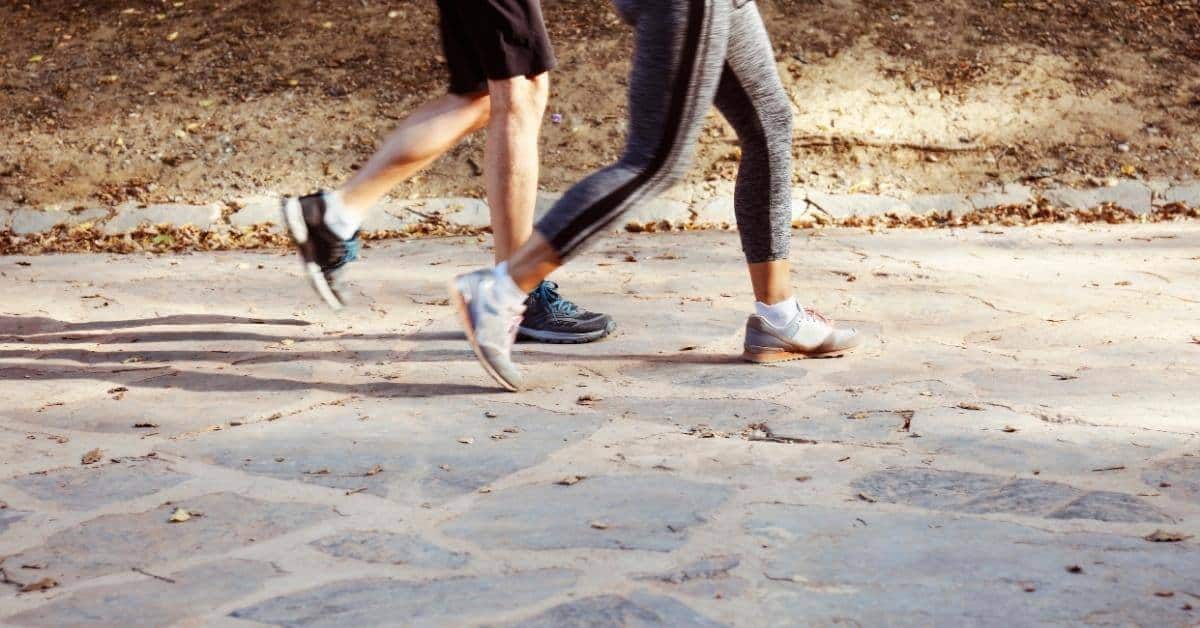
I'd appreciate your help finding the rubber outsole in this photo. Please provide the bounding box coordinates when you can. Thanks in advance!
[517,320,617,345]
[448,277,521,392]
[741,346,855,364]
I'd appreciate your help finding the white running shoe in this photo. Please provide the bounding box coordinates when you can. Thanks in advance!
[449,269,526,391]
[742,302,862,363]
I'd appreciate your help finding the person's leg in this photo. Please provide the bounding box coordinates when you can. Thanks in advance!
[716,2,860,362]
[338,93,491,215]
[452,0,732,390]
[484,73,548,262]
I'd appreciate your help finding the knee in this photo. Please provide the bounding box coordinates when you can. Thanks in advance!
[488,74,549,129]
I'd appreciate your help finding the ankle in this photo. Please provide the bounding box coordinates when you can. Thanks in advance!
[323,190,364,240]
[754,298,800,328]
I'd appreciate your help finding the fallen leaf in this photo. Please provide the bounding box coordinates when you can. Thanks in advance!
[304,468,330,475]
[1065,565,1083,574]
[20,563,44,570]
[457,437,474,445]
[477,487,492,494]
[1023,584,1037,593]
[957,402,984,411]
[280,338,295,347]
[107,387,129,394]
[345,487,367,496]
[1144,529,1193,543]
[1155,591,1175,598]
[484,411,498,418]
[81,448,103,465]
[847,411,870,420]
[1051,373,1078,381]
[590,521,609,530]
[363,464,384,476]
[576,395,601,406]
[1001,426,1019,433]
[503,426,521,434]
[795,475,812,482]
[166,31,179,42]
[556,475,585,486]
[857,492,877,503]
[19,578,57,593]
[438,464,451,471]
[167,508,191,523]
[1091,465,1126,472]
[132,422,159,429]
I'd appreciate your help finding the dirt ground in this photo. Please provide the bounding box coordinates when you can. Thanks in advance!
[1,0,1198,209]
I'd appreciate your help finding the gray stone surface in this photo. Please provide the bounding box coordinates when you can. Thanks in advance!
[744,504,1200,627]
[7,559,280,627]
[231,569,577,628]
[101,202,221,234]
[623,198,693,226]
[1162,181,1200,207]
[174,399,603,503]
[1143,457,1200,504]
[311,531,469,568]
[7,493,330,584]
[6,458,189,511]
[499,592,726,628]
[854,469,1169,522]
[968,183,1034,209]
[908,193,972,215]
[1047,490,1174,523]
[419,197,491,228]
[362,200,423,232]
[1,225,1198,625]
[1041,181,1153,215]
[691,196,734,225]
[444,475,731,551]
[228,194,281,229]
[803,191,911,218]
[10,207,107,235]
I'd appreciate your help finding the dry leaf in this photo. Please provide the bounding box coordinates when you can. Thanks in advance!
[167,508,191,523]
[1066,565,1083,574]
[957,402,984,411]
[304,468,330,475]
[1001,426,1019,433]
[345,487,367,496]
[484,411,498,418]
[81,448,103,465]
[457,437,474,445]
[576,395,601,406]
[133,422,159,429]
[590,521,609,530]
[857,492,877,503]
[556,475,585,486]
[363,464,384,476]
[166,31,179,42]
[477,487,492,494]
[1144,529,1193,543]
[19,578,58,593]
[1155,591,1175,598]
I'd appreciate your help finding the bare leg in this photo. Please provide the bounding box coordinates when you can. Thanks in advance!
[747,260,793,305]
[339,92,492,216]
[484,73,550,262]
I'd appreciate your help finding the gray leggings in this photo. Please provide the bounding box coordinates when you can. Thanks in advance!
[536,0,793,264]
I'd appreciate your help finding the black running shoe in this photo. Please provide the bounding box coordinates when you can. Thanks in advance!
[281,192,361,310]
[517,281,615,344]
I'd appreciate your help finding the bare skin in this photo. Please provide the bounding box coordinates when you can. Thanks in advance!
[506,231,795,305]
[339,73,550,264]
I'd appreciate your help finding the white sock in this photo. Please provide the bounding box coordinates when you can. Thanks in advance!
[323,190,362,240]
[490,262,528,313]
[755,298,801,328]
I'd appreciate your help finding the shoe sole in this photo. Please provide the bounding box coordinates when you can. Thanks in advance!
[448,277,521,392]
[741,345,857,364]
[282,198,344,311]
[517,319,617,344]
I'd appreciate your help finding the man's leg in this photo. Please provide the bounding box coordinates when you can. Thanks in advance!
[338,93,491,216]
[484,73,547,262]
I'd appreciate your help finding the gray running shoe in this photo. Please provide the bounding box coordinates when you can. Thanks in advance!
[449,269,526,391]
[742,303,862,363]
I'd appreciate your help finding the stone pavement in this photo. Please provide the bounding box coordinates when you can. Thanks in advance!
[0,224,1198,626]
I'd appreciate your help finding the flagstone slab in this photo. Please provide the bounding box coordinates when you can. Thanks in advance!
[6,458,189,511]
[231,569,577,628]
[443,475,730,552]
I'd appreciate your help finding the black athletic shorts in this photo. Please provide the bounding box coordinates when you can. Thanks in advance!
[436,0,557,95]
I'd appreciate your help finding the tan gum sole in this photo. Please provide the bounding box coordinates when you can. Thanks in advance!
[741,346,855,364]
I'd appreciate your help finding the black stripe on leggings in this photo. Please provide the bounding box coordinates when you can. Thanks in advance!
[549,0,709,256]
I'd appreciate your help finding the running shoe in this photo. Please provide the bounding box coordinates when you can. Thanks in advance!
[742,303,862,363]
[449,269,526,392]
[518,281,616,344]
[281,192,360,310]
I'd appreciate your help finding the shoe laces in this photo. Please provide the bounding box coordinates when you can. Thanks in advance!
[531,281,579,316]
